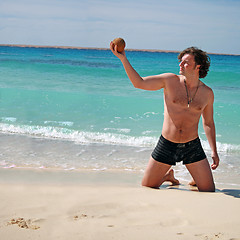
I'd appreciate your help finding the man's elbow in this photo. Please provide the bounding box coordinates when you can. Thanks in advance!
[133,82,144,89]
[203,121,215,129]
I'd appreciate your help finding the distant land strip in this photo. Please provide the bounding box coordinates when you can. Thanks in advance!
[0,44,239,56]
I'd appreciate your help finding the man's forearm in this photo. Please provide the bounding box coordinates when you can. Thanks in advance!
[203,123,217,153]
[120,57,144,89]
[203,121,220,169]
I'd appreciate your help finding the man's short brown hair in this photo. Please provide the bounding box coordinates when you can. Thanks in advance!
[178,47,210,78]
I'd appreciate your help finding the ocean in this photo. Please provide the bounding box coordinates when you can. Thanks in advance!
[0,46,239,187]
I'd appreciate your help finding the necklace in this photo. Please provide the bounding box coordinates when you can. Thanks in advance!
[184,79,200,108]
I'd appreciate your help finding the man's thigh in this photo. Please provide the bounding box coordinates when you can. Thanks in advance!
[142,157,171,188]
[185,158,215,192]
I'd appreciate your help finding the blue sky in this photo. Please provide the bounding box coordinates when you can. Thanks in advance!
[0,0,240,54]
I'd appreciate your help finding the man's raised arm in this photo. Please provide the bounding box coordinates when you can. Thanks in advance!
[110,42,167,91]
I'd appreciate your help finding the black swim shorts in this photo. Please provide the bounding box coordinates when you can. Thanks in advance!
[151,135,206,165]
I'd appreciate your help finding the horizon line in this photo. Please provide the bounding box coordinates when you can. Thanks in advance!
[0,44,239,56]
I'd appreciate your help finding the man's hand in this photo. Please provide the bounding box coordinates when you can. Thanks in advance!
[211,152,220,170]
[110,41,126,60]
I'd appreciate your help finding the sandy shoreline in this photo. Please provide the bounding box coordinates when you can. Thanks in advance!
[1,44,239,56]
[0,168,239,240]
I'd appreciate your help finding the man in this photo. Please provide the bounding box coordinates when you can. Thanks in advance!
[110,43,220,192]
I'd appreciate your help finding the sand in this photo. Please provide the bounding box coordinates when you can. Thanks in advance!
[0,168,239,240]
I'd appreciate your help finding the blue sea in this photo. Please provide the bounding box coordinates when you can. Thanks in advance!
[0,46,239,187]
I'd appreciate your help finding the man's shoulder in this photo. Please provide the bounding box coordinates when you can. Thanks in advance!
[162,74,182,88]
[200,81,213,93]
[163,73,180,82]
[200,81,214,101]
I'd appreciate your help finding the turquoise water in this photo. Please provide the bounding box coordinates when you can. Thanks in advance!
[0,46,239,147]
[0,46,240,186]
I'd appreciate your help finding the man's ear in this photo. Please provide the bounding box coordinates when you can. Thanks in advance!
[196,64,201,70]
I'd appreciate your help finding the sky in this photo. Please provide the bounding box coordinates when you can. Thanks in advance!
[0,0,240,54]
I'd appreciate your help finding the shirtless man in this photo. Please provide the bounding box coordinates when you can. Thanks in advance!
[110,44,220,192]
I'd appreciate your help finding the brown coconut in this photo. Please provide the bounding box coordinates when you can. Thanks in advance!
[112,38,126,52]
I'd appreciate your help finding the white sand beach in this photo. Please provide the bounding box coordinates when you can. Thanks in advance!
[0,168,239,240]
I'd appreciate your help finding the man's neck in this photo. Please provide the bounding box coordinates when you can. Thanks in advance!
[184,75,199,88]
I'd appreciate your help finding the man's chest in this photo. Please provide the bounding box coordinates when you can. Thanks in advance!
[166,88,207,112]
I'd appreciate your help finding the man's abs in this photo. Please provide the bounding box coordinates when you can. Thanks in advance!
[161,117,200,143]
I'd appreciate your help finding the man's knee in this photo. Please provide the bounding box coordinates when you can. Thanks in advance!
[141,179,159,189]
[198,183,215,192]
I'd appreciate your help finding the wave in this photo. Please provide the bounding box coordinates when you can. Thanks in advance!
[0,122,239,153]
[0,117,17,123]
[202,140,240,154]
[44,120,74,127]
[0,123,156,147]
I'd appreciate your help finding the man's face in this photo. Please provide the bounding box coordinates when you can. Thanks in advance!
[179,54,200,76]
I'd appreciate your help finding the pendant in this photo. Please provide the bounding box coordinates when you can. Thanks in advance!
[188,103,189,108]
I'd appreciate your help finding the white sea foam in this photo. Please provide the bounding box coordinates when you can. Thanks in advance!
[59,121,74,127]
[201,139,240,153]
[44,121,73,127]
[104,127,131,133]
[0,122,239,153]
[1,117,17,122]
[0,123,156,147]
[143,112,159,116]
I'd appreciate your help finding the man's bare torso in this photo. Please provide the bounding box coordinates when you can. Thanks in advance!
[162,74,212,143]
